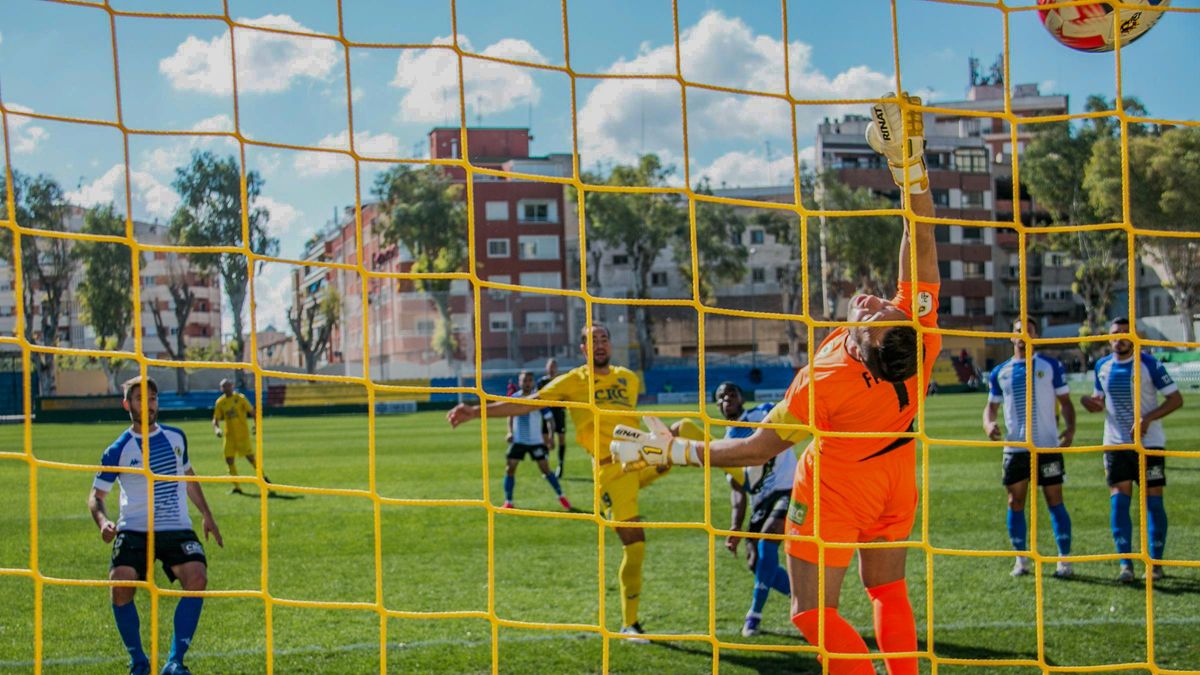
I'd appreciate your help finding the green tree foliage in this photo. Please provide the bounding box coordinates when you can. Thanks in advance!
[372,165,468,365]
[677,179,749,305]
[817,170,904,302]
[289,286,343,374]
[148,249,201,395]
[0,171,72,396]
[580,155,687,371]
[169,151,280,384]
[1085,127,1200,342]
[75,205,135,393]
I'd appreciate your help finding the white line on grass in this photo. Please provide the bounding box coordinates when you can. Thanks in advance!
[4,616,1199,669]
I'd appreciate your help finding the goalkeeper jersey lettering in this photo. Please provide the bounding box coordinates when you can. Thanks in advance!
[536,365,641,461]
[776,280,942,463]
[92,425,193,532]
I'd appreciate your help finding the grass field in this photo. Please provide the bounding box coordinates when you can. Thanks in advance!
[1,384,1199,674]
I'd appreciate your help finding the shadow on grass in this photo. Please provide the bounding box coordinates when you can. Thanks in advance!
[649,639,821,675]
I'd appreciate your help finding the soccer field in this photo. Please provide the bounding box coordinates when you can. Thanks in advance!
[1,388,1198,674]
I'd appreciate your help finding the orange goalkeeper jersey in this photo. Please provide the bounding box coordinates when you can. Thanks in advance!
[776,280,942,463]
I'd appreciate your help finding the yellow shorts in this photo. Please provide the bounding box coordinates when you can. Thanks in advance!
[598,463,641,522]
[223,438,253,459]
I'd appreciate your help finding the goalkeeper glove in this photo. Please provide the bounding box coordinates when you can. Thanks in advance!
[610,416,703,471]
[866,91,928,194]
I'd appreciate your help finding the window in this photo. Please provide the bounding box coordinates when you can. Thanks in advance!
[963,261,985,278]
[612,254,629,265]
[931,189,950,207]
[954,148,988,173]
[518,235,560,260]
[518,200,557,223]
[485,201,508,221]
[525,311,559,334]
[751,268,766,283]
[416,319,436,335]
[489,312,512,332]
[488,275,511,285]
[961,227,982,240]
[486,238,510,258]
[519,272,562,289]
[934,227,950,243]
[729,231,742,245]
[938,261,951,278]
[749,229,765,245]
[651,271,668,286]
[961,191,985,208]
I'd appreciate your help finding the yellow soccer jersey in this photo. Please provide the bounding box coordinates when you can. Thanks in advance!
[537,365,641,462]
[214,392,252,443]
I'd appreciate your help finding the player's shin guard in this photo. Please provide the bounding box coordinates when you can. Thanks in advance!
[1006,508,1027,551]
[866,579,918,675]
[168,597,203,663]
[112,602,148,666]
[619,541,645,627]
[1147,495,1167,560]
[1048,503,1072,555]
[791,607,873,675]
[1111,493,1133,567]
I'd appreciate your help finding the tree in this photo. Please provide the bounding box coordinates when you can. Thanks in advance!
[148,250,201,395]
[0,171,72,396]
[676,179,749,305]
[1085,127,1200,342]
[170,151,279,386]
[817,171,905,304]
[75,205,136,393]
[372,165,468,365]
[288,286,342,374]
[581,155,687,371]
[756,171,817,369]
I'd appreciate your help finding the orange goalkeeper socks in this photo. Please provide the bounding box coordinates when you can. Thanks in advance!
[792,607,874,675]
[866,578,918,675]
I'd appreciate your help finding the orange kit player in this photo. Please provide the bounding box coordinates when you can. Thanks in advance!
[611,93,939,674]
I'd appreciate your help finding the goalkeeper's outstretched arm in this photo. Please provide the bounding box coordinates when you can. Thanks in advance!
[447,398,543,427]
[610,416,802,470]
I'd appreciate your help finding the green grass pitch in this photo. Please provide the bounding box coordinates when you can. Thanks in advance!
[1,385,1198,673]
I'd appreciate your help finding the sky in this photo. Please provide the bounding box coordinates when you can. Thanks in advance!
[1,0,1197,336]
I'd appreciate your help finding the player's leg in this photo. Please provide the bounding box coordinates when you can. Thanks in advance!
[787,555,871,675]
[224,449,242,494]
[859,546,917,675]
[161,531,209,672]
[1038,453,1072,577]
[1105,450,1137,580]
[555,429,566,477]
[1001,453,1031,576]
[605,469,648,640]
[534,451,570,510]
[109,532,149,671]
[743,506,789,637]
[244,453,273,484]
[1144,451,1167,579]
[502,452,521,508]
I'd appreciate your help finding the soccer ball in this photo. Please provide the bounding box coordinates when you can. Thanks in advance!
[1037,0,1170,52]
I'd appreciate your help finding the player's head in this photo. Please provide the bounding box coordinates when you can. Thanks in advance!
[714,381,745,420]
[580,323,612,369]
[122,376,159,427]
[1109,317,1134,357]
[1012,319,1038,355]
[220,378,233,395]
[518,370,535,393]
[848,294,918,383]
[545,358,558,378]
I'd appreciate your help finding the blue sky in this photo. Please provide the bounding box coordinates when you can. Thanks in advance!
[1,0,1196,332]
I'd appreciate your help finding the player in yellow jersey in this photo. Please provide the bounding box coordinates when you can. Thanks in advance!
[447,323,666,642]
[212,379,272,495]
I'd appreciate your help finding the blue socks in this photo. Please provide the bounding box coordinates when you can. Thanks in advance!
[1048,503,1072,555]
[749,539,790,615]
[1111,493,1133,567]
[112,602,147,666]
[167,597,204,664]
[1147,495,1167,560]
[503,475,515,502]
[1006,508,1027,551]
[544,472,563,496]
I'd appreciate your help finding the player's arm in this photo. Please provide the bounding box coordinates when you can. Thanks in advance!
[184,467,223,547]
[1056,393,1076,447]
[212,411,222,437]
[1141,390,1183,431]
[1080,366,1105,413]
[866,92,938,284]
[448,398,544,427]
[983,401,1002,441]
[726,481,747,556]
[88,486,118,543]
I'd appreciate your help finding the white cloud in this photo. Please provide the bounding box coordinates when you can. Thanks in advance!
[390,35,546,123]
[293,130,401,176]
[252,265,295,334]
[5,104,49,155]
[351,86,365,103]
[67,165,180,220]
[191,113,234,132]
[578,11,893,167]
[693,150,798,189]
[159,15,338,95]
[257,196,306,240]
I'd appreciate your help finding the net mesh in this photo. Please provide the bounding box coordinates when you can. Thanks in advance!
[1,0,1198,672]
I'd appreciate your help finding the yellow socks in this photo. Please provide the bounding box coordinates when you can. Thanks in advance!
[619,541,645,627]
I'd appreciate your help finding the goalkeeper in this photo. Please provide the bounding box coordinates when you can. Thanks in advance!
[612,94,939,674]
[448,323,666,642]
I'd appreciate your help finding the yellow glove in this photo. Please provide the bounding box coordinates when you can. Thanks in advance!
[610,416,703,472]
[866,92,928,194]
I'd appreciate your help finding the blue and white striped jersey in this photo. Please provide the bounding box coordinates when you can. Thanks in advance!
[1094,352,1178,448]
[92,425,193,532]
[511,404,550,445]
[988,354,1070,453]
[725,402,797,507]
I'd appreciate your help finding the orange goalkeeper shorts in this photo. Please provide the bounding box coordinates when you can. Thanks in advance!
[785,442,918,567]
